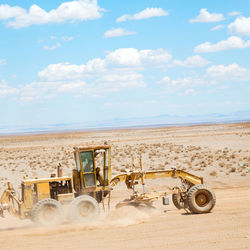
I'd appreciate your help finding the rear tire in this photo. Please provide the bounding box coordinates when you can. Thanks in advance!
[187,184,216,214]
[68,195,100,223]
[32,198,63,225]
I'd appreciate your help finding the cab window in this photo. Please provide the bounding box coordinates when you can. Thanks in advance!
[80,151,94,173]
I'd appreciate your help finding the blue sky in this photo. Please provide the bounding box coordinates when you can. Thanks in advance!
[0,0,250,128]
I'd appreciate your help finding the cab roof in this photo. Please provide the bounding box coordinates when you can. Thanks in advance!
[73,145,111,151]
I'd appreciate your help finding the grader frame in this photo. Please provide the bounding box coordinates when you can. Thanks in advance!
[0,144,216,225]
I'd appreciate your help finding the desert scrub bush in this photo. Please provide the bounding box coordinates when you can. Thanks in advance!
[229,167,236,173]
[200,161,207,168]
[219,162,225,168]
[209,170,217,176]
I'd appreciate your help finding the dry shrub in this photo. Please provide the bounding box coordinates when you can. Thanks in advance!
[210,170,217,176]
[230,167,236,173]
[219,162,225,168]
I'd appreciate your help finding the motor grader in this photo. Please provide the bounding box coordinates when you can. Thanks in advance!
[0,144,216,225]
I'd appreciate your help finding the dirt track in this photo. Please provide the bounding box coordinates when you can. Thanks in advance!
[0,186,250,250]
[0,123,249,249]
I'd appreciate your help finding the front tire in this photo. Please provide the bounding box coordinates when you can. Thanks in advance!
[32,199,63,225]
[68,195,100,223]
[187,184,216,214]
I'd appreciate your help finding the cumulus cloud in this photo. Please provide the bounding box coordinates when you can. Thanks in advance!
[0,80,18,98]
[189,8,224,23]
[22,47,174,100]
[105,48,172,68]
[0,0,103,28]
[117,8,168,22]
[104,28,136,38]
[228,16,250,36]
[194,36,250,53]
[0,59,7,65]
[39,47,172,81]
[0,4,25,20]
[210,24,224,31]
[172,55,210,68]
[206,63,250,81]
[38,62,86,81]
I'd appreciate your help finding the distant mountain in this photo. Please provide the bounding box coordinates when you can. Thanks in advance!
[0,110,249,135]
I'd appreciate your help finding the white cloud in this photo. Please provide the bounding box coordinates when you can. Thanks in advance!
[43,42,61,51]
[35,47,172,97]
[39,48,171,80]
[158,76,170,84]
[206,63,250,81]
[0,4,25,20]
[85,58,106,73]
[0,0,103,28]
[62,36,74,41]
[50,35,57,40]
[172,55,210,68]
[58,81,85,92]
[104,28,136,38]
[105,48,172,68]
[38,62,85,81]
[211,24,224,31]
[228,11,241,17]
[0,58,7,65]
[117,8,168,22]
[22,47,174,99]
[194,36,250,53]
[228,16,250,36]
[158,76,212,95]
[167,77,206,87]
[20,79,87,101]
[99,73,143,83]
[0,80,18,98]
[189,8,224,23]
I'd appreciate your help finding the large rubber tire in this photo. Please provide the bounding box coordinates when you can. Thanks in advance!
[187,184,216,214]
[172,187,186,209]
[32,198,63,225]
[68,195,100,223]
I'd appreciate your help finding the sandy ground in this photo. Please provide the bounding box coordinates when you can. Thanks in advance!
[0,123,250,249]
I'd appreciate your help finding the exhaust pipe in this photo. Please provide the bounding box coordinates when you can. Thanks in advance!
[57,163,63,177]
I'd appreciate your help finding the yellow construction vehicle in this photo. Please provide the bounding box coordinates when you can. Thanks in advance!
[0,144,216,225]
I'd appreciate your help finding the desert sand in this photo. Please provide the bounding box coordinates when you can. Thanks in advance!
[0,123,250,249]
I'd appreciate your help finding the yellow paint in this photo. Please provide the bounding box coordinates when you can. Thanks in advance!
[37,183,50,201]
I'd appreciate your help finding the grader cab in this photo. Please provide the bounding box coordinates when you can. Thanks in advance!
[0,144,216,225]
[72,145,111,199]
